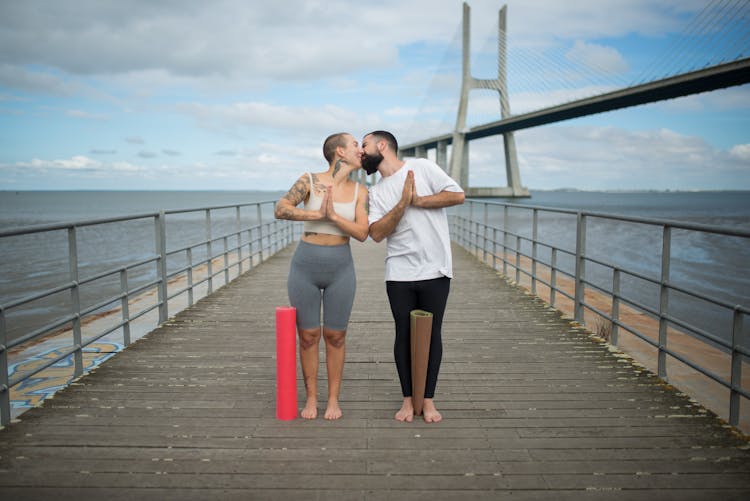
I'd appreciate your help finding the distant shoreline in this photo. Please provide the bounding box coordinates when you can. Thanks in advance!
[534,188,750,194]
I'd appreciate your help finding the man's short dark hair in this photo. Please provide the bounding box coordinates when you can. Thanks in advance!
[323,133,349,163]
[367,130,398,154]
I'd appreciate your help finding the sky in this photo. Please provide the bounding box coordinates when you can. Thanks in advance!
[0,0,748,192]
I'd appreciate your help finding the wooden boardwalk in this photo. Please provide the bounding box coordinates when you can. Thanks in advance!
[1,240,749,500]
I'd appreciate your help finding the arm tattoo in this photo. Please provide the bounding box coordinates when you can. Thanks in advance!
[281,176,309,206]
[280,207,295,219]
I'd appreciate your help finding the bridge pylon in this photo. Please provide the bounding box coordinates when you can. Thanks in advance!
[450,3,529,198]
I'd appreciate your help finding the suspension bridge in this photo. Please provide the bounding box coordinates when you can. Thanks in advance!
[400,0,750,197]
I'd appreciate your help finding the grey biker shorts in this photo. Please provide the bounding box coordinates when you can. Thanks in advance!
[287,240,356,331]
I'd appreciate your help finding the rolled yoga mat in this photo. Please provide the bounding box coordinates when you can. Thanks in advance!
[410,309,433,416]
[275,306,298,420]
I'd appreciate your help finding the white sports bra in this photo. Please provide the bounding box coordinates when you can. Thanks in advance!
[303,172,359,236]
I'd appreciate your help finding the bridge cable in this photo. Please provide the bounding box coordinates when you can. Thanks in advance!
[679,0,745,70]
[649,0,749,81]
[699,0,750,66]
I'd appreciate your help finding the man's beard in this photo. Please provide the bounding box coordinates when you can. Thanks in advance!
[361,151,383,175]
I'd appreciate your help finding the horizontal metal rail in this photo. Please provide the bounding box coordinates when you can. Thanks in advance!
[0,199,301,426]
[451,199,750,428]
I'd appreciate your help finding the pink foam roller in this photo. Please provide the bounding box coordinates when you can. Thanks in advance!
[275,306,298,420]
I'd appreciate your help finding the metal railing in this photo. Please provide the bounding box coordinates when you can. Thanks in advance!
[451,199,749,428]
[0,200,301,426]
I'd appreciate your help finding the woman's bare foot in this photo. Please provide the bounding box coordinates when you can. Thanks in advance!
[301,398,318,419]
[395,397,414,422]
[422,399,442,423]
[324,399,343,420]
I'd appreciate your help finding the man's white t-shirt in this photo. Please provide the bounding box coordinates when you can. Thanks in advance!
[368,158,464,282]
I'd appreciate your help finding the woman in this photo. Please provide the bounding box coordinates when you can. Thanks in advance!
[274,132,369,420]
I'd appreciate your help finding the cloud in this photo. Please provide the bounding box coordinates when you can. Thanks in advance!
[0,92,29,102]
[505,0,699,47]
[90,149,117,155]
[5,124,746,192]
[2,155,146,174]
[465,124,750,190]
[138,150,157,159]
[125,136,145,144]
[0,1,706,91]
[0,1,405,85]
[729,144,750,161]
[175,101,379,136]
[258,153,282,165]
[66,109,108,120]
[566,40,629,75]
[655,83,750,112]
[33,155,100,171]
[162,149,180,156]
[0,64,79,96]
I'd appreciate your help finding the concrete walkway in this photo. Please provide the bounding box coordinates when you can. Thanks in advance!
[1,240,749,500]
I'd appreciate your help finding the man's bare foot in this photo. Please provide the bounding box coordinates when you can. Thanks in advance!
[422,399,442,423]
[301,398,318,419]
[324,399,342,420]
[395,397,414,422]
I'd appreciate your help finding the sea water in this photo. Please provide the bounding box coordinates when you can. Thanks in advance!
[0,189,748,347]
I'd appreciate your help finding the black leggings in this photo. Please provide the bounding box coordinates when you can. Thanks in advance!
[386,277,451,399]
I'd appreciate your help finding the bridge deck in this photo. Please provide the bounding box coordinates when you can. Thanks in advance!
[1,241,749,500]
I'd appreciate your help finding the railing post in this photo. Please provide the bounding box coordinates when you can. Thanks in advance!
[236,206,243,275]
[273,217,280,254]
[611,268,621,346]
[272,207,279,253]
[223,236,230,285]
[120,269,131,346]
[515,235,521,283]
[531,208,538,294]
[729,306,743,426]
[465,211,470,249]
[247,228,255,270]
[550,248,557,307]
[156,211,169,323]
[0,307,9,426]
[492,227,498,270]
[466,202,476,252]
[469,202,475,251]
[503,205,509,276]
[658,225,671,380]
[574,213,586,324]
[450,211,457,246]
[205,209,213,294]
[68,227,83,377]
[460,207,467,247]
[187,247,194,306]
[257,205,264,262]
[482,203,488,264]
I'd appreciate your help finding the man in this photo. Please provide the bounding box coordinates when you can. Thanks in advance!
[362,130,465,423]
